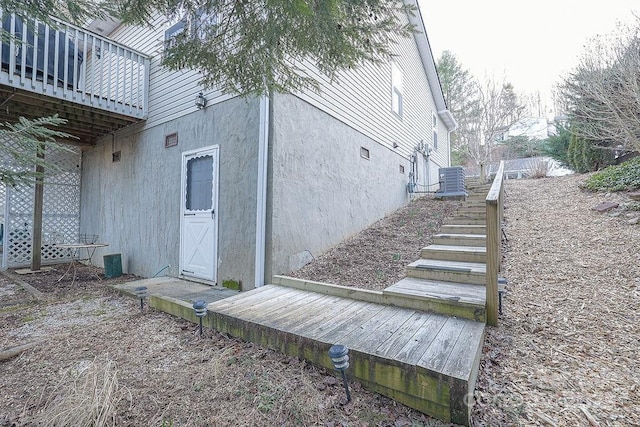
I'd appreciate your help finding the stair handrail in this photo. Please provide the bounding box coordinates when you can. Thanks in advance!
[485,160,505,326]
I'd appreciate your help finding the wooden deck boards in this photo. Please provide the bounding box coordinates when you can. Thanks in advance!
[205,284,484,425]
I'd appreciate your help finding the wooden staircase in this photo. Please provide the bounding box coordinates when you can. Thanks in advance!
[388,178,491,323]
[139,170,507,426]
[203,178,499,426]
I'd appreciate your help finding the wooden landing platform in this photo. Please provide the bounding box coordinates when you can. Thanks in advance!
[203,284,484,425]
[112,277,239,304]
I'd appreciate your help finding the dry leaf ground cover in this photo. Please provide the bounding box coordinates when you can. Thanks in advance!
[0,266,447,426]
[1,175,638,426]
[471,174,640,426]
[289,197,460,290]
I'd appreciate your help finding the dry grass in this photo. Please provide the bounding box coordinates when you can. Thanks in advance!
[524,158,550,179]
[33,359,130,427]
[289,195,460,290]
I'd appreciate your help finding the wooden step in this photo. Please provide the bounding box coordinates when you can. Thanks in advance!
[459,205,486,211]
[465,185,490,192]
[420,244,486,263]
[406,259,486,285]
[440,224,486,235]
[433,233,486,246]
[445,216,486,225]
[384,277,486,322]
[456,207,486,215]
[185,284,487,426]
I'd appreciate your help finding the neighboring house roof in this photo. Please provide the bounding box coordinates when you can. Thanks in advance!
[506,117,549,140]
[407,0,457,132]
[487,156,573,177]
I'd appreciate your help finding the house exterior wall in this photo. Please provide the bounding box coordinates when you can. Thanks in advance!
[262,12,452,278]
[265,93,411,278]
[292,13,451,170]
[104,11,452,168]
[84,6,453,286]
[80,96,260,289]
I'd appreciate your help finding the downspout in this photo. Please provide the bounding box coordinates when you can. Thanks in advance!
[447,129,453,166]
[424,149,430,189]
[254,94,270,288]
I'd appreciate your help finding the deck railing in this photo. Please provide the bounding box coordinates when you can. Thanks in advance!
[485,160,505,326]
[0,12,149,119]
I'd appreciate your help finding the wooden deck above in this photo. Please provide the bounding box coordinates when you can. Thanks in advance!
[0,12,149,144]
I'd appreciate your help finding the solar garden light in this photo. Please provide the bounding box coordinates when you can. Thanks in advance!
[134,286,147,312]
[192,300,207,336]
[498,277,508,314]
[328,344,351,402]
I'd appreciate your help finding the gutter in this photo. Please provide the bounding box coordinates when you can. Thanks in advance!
[254,94,270,288]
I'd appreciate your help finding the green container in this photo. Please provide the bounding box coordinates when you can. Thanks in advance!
[103,253,123,278]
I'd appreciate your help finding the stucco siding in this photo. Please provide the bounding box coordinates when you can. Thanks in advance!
[266,94,411,278]
[80,97,260,289]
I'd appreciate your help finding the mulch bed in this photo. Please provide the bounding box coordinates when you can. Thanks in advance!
[2,175,638,426]
[288,196,460,291]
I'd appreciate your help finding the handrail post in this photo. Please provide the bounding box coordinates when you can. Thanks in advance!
[485,161,505,326]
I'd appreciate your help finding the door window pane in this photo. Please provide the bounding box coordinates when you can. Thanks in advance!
[186,155,213,211]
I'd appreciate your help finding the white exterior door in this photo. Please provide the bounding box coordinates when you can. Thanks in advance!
[180,146,219,282]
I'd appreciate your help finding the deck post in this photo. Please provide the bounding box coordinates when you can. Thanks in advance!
[485,161,505,326]
[31,144,45,271]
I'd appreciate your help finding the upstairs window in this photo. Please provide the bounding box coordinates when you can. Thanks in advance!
[164,20,186,52]
[164,6,219,53]
[391,62,403,118]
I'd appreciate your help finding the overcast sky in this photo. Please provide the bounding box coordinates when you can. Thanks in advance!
[418,1,639,114]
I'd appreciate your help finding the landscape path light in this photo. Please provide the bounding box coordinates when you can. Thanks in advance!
[192,300,207,336]
[328,344,351,402]
[134,286,147,312]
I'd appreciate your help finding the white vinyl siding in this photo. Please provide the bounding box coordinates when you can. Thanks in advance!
[103,10,450,169]
[292,12,449,168]
[106,14,233,130]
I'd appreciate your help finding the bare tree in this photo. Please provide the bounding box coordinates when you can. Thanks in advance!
[561,19,640,154]
[464,78,525,168]
[437,52,525,169]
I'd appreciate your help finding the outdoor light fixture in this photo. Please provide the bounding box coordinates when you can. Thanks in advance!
[134,286,147,312]
[192,300,207,336]
[195,92,207,109]
[328,344,351,402]
[498,277,508,314]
